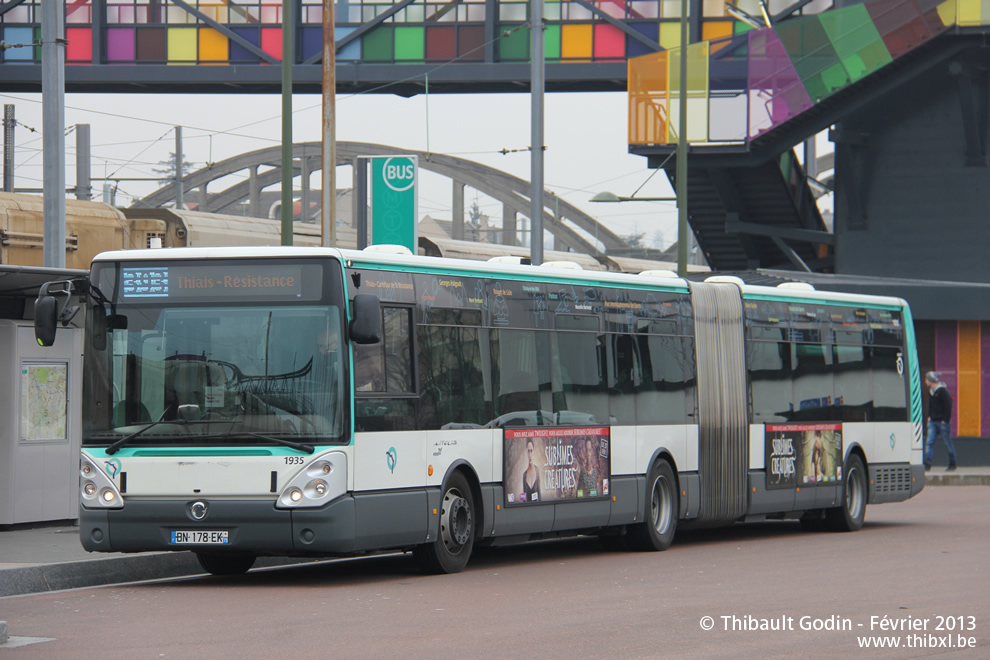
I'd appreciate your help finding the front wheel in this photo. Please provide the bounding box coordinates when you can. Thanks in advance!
[414,472,476,574]
[627,459,678,551]
[826,453,867,532]
[195,551,256,576]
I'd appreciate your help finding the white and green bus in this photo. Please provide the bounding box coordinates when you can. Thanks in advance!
[35,246,925,575]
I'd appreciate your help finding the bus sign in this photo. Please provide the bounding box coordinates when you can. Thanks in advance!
[371,156,418,253]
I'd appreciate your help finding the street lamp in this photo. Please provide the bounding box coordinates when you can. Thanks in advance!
[591,190,688,273]
[590,191,677,203]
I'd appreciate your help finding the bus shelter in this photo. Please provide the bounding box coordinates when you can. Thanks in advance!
[0,265,87,525]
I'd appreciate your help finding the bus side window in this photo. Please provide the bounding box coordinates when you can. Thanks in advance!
[354,306,415,432]
[353,306,412,393]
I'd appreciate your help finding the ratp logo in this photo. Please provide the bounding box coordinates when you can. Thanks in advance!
[386,447,397,473]
[890,433,896,450]
[104,458,121,479]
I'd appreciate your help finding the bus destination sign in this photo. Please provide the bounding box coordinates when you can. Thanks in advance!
[119,263,322,302]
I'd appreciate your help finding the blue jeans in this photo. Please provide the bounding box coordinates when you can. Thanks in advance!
[925,420,957,466]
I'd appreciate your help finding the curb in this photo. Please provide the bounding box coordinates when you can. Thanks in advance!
[0,553,320,598]
[925,473,990,487]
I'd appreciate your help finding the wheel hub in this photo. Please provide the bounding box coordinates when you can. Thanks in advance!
[440,489,472,551]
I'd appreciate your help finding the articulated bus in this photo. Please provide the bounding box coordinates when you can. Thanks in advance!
[35,246,925,576]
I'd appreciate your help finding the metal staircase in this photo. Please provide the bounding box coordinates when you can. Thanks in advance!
[629,0,979,272]
[666,150,831,271]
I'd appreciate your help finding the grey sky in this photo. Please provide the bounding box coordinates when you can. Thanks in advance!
[3,90,683,250]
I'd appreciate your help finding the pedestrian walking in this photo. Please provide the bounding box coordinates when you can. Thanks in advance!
[924,371,958,471]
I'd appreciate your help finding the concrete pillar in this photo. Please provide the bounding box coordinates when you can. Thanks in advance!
[452,182,465,240]
[501,205,517,246]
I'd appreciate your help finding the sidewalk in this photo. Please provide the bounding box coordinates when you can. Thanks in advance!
[2,467,988,599]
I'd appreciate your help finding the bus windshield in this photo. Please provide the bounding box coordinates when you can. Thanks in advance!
[83,258,347,448]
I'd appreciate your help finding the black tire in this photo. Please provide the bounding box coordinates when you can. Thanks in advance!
[627,459,678,551]
[195,551,256,576]
[414,471,476,574]
[826,453,867,532]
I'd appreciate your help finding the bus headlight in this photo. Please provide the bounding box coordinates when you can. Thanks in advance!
[79,454,124,509]
[276,452,347,508]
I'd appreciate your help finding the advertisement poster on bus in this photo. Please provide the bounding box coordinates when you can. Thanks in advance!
[765,423,843,489]
[503,427,610,506]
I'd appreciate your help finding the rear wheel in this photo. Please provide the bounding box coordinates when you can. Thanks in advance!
[627,459,678,551]
[826,454,867,532]
[414,472,475,574]
[195,551,256,576]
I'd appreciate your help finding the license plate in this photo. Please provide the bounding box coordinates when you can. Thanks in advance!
[170,530,229,545]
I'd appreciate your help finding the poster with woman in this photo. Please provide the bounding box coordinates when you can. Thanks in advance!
[503,427,610,505]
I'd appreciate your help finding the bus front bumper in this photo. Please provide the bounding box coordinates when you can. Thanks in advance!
[80,495,359,556]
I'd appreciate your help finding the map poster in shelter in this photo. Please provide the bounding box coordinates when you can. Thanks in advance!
[504,427,610,505]
[765,423,842,489]
[20,362,69,442]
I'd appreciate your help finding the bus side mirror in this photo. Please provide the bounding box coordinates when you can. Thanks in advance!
[34,295,58,347]
[349,294,382,345]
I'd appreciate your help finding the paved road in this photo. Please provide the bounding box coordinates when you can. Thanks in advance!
[2,487,987,659]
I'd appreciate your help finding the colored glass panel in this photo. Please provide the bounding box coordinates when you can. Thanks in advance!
[168,27,197,64]
[747,28,812,138]
[703,0,727,17]
[199,27,228,63]
[934,321,958,436]
[230,27,262,64]
[561,23,593,60]
[545,24,561,59]
[363,26,393,61]
[775,17,847,102]
[866,0,939,58]
[818,5,891,82]
[957,321,981,437]
[107,28,136,62]
[627,22,659,58]
[136,28,167,62]
[627,51,669,145]
[2,27,34,61]
[702,20,734,54]
[593,24,625,60]
[498,24,529,60]
[668,42,710,141]
[982,325,990,436]
[658,21,682,49]
[457,25,485,60]
[66,27,93,64]
[261,27,283,62]
[956,0,982,25]
[936,0,958,26]
[337,27,361,62]
[426,26,456,60]
[301,26,322,61]
[395,26,425,60]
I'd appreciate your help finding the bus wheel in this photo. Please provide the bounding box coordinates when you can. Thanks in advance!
[826,454,867,532]
[414,472,475,574]
[628,459,678,551]
[196,551,256,576]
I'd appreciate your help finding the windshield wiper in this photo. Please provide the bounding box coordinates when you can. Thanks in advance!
[212,432,315,454]
[105,418,240,455]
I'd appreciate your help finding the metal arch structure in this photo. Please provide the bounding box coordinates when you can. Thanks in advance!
[131,141,630,254]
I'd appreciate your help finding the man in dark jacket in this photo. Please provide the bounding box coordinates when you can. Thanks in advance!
[924,372,958,471]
